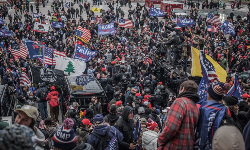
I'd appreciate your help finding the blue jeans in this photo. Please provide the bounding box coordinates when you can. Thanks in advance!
[38,102,48,120]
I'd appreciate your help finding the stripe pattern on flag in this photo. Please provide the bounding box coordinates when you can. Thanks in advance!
[206,13,221,26]
[74,26,91,43]
[118,19,133,28]
[44,47,56,65]
[20,72,31,86]
[54,49,66,57]
[19,42,28,59]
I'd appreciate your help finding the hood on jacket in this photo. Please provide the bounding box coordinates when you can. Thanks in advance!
[106,113,119,122]
[142,130,159,145]
[212,126,245,150]
[122,106,133,122]
[93,124,109,136]
[34,126,45,147]
[177,91,200,103]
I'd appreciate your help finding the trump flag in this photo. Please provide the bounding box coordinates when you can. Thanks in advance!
[74,44,97,62]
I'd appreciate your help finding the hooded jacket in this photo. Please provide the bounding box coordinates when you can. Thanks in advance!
[212,126,245,150]
[87,124,123,150]
[104,113,119,126]
[115,106,134,150]
[142,130,159,150]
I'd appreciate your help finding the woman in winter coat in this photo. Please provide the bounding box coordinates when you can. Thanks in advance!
[142,119,159,150]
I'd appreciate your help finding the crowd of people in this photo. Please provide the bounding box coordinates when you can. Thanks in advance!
[0,0,250,149]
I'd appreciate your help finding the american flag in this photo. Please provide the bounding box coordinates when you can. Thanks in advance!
[74,26,91,43]
[44,47,56,65]
[119,19,133,28]
[197,52,220,104]
[8,44,19,60]
[54,49,66,57]
[207,25,218,32]
[96,17,102,24]
[19,42,28,59]
[206,13,221,26]
[8,43,28,60]
[20,72,31,86]
[90,17,96,24]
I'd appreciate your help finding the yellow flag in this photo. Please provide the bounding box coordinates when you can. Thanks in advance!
[92,7,101,12]
[191,47,227,83]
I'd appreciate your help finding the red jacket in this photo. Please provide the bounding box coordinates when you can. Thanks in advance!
[158,96,199,150]
[46,90,59,107]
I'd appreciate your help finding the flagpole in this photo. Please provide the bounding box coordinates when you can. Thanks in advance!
[43,45,45,67]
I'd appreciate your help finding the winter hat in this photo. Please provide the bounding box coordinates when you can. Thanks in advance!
[52,118,77,150]
[0,124,35,150]
[223,96,238,106]
[147,118,158,130]
[94,114,104,124]
[207,82,230,101]
[140,118,147,125]
[138,107,145,114]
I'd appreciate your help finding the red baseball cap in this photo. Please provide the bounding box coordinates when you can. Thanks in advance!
[135,93,141,97]
[81,119,92,126]
[242,93,250,99]
[116,101,123,107]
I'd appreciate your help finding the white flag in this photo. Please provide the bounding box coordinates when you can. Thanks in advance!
[55,56,86,76]
[33,22,50,33]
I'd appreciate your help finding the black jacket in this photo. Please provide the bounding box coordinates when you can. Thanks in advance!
[115,106,134,150]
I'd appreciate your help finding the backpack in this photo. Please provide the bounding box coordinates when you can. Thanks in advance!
[40,88,47,101]
[91,126,118,150]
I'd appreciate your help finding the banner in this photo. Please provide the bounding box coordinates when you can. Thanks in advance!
[98,23,116,36]
[31,66,65,85]
[33,13,42,18]
[0,29,13,37]
[149,7,164,17]
[177,18,195,27]
[51,21,64,28]
[24,39,43,59]
[74,44,97,62]
[33,22,49,33]
[55,56,86,76]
